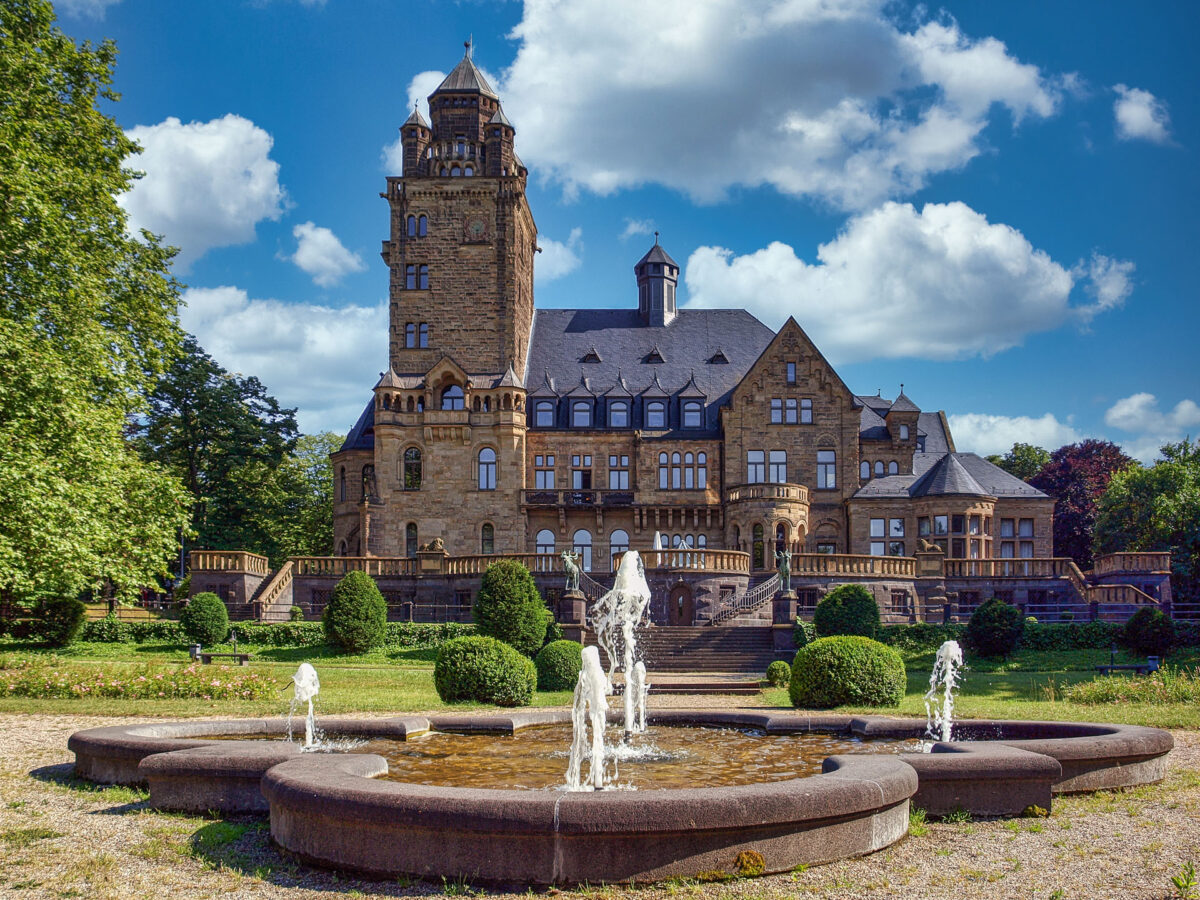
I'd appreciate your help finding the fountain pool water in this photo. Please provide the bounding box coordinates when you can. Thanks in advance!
[924,640,964,743]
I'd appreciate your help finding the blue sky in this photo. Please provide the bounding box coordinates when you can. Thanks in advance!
[58,0,1198,462]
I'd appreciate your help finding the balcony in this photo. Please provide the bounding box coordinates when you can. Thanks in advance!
[189,551,270,576]
[726,482,810,504]
[522,489,635,508]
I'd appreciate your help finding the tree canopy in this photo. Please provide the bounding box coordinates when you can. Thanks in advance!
[0,1,189,603]
[986,442,1051,482]
[1029,440,1134,568]
[1095,440,1200,605]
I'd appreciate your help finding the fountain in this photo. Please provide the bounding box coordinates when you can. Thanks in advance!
[564,645,612,791]
[586,549,652,740]
[924,640,964,743]
[287,662,321,748]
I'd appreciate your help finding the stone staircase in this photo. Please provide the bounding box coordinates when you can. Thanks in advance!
[585,625,784,674]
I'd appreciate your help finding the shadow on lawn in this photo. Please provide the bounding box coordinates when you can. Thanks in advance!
[29,762,151,814]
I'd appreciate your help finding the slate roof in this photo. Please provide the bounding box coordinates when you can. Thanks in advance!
[636,241,679,269]
[432,49,499,99]
[488,107,513,128]
[853,452,1049,500]
[889,390,920,413]
[524,308,775,433]
[340,400,375,452]
[403,106,430,129]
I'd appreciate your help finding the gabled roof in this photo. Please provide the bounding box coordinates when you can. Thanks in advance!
[488,107,513,128]
[602,372,633,397]
[678,370,706,397]
[889,389,920,414]
[528,368,557,396]
[565,374,595,397]
[432,47,499,99]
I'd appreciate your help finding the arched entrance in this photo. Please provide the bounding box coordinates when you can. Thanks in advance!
[668,583,694,625]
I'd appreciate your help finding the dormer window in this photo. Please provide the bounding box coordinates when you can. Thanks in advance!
[645,401,666,429]
[441,384,465,410]
[581,348,602,364]
[608,400,629,428]
[645,348,665,364]
[534,400,555,427]
[708,350,729,364]
[683,401,702,428]
[571,400,592,428]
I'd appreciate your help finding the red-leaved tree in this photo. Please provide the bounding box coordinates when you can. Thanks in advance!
[1029,440,1135,568]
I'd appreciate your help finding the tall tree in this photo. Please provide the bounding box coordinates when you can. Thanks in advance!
[274,432,343,557]
[0,1,189,603]
[1095,440,1200,605]
[1029,440,1134,568]
[138,336,298,565]
[986,442,1051,482]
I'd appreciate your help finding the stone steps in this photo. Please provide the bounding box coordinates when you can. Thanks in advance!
[585,625,785,673]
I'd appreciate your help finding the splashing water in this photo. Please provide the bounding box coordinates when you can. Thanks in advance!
[287,663,322,748]
[924,640,964,743]
[565,646,613,790]
[588,550,652,738]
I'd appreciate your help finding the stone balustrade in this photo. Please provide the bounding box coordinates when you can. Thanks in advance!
[1092,552,1172,577]
[725,482,810,504]
[188,551,269,576]
[789,553,916,578]
[943,558,1075,579]
[617,548,750,574]
[291,556,416,577]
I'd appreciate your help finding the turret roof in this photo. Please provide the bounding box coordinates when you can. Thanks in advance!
[402,105,430,129]
[636,235,678,269]
[432,45,499,99]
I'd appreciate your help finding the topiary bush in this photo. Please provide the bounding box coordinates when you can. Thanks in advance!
[474,559,548,657]
[813,584,880,639]
[289,605,305,621]
[180,592,229,646]
[322,570,387,653]
[789,636,905,709]
[434,635,536,706]
[534,639,583,691]
[964,598,1025,658]
[765,659,791,687]
[1121,607,1174,657]
[32,597,87,648]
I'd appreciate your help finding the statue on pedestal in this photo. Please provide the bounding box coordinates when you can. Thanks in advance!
[561,550,582,593]
[775,548,793,594]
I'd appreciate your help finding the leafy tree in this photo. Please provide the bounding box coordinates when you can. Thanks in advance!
[986,443,1051,482]
[137,336,298,565]
[1095,440,1200,606]
[1029,440,1134,568]
[813,584,880,639]
[273,432,343,556]
[0,1,190,604]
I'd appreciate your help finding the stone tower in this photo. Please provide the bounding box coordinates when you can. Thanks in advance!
[381,42,537,377]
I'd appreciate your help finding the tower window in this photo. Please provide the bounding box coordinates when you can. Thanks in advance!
[418,323,428,347]
[405,323,416,348]
[817,450,837,489]
[888,460,899,475]
[860,461,871,480]
[899,424,910,440]
[418,215,427,236]
[478,448,497,490]
[403,447,421,490]
[441,385,464,410]
[404,264,429,290]
[481,523,494,554]
[875,460,885,477]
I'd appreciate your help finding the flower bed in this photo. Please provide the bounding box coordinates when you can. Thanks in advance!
[0,656,279,700]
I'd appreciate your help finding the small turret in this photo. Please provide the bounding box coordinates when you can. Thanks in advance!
[635,234,679,327]
[400,104,431,177]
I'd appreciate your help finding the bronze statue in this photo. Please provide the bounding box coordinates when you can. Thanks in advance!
[775,548,792,593]
[561,550,582,593]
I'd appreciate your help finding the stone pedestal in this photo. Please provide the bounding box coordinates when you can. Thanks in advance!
[416,549,447,574]
[558,589,587,643]
[772,590,799,653]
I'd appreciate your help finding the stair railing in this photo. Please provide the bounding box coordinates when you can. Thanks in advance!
[708,573,781,625]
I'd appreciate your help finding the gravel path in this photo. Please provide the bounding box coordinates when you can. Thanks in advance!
[0,712,1197,900]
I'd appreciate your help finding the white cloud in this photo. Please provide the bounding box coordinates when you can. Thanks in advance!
[381,70,448,172]
[179,286,386,434]
[1113,84,1172,144]
[1104,393,1200,462]
[500,2,1062,208]
[947,413,1082,457]
[536,227,584,283]
[55,0,121,18]
[121,115,286,268]
[620,219,656,241]
[1073,253,1135,322]
[288,222,366,287]
[684,200,1129,362]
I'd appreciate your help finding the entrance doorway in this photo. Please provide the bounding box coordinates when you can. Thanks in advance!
[668,584,694,625]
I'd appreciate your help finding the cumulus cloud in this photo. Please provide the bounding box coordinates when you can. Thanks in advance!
[500,1,1063,208]
[381,70,449,171]
[121,115,286,268]
[1113,84,1172,144]
[288,222,366,287]
[179,286,386,434]
[947,413,1082,457]
[536,228,584,283]
[1104,393,1200,462]
[1073,253,1135,322]
[684,201,1129,362]
[620,219,657,241]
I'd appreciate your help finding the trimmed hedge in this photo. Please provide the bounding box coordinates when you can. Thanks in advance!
[792,619,816,648]
[322,571,388,653]
[1121,607,1174,656]
[180,592,229,646]
[31,598,87,648]
[475,559,549,658]
[82,618,185,644]
[534,640,583,691]
[877,623,965,653]
[76,618,477,648]
[813,584,880,639]
[964,598,1024,658]
[789,636,905,709]
[434,635,537,706]
[765,660,791,687]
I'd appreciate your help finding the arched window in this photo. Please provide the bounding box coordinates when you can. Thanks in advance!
[752,524,765,570]
[418,265,429,290]
[888,461,899,475]
[874,460,885,477]
[405,523,418,558]
[573,529,593,572]
[405,323,416,348]
[646,401,666,429]
[697,452,707,489]
[403,447,421,490]
[450,166,462,177]
[481,523,494,554]
[861,461,871,480]
[684,452,695,489]
[406,215,416,237]
[775,523,787,558]
[441,384,464,410]
[671,452,682,489]
[696,534,707,548]
[536,529,556,555]
[463,165,474,176]
[658,451,669,489]
[609,529,630,569]
[418,323,428,347]
[418,214,427,236]
[608,400,629,428]
[682,401,702,428]
[535,400,555,427]
[339,467,346,502]
[571,400,592,428]
[478,447,497,490]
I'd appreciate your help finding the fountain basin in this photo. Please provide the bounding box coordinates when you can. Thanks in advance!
[67,710,1173,885]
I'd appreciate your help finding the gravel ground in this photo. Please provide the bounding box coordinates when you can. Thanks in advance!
[0,711,1197,900]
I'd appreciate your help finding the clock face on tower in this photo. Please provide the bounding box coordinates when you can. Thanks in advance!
[464,216,488,242]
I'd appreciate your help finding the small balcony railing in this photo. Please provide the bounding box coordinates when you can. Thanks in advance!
[725,482,810,504]
[522,489,635,508]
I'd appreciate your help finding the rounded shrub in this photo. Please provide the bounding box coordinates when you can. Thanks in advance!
[289,605,306,621]
[33,597,87,647]
[793,618,815,648]
[813,584,880,639]
[180,592,229,646]
[789,636,905,709]
[765,659,791,687]
[1121,607,1174,657]
[964,598,1024,658]
[474,559,548,658]
[534,639,583,691]
[434,635,536,706]
[322,570,387,653]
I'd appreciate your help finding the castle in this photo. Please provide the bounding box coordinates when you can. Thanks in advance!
[189,45,1172,635]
